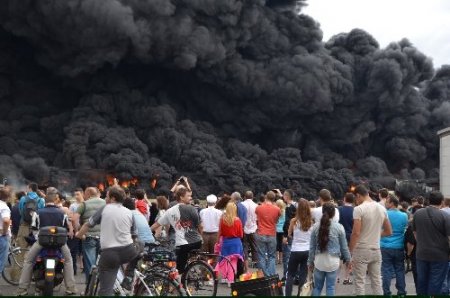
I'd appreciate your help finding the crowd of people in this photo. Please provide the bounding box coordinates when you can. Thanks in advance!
[1,178,450,296]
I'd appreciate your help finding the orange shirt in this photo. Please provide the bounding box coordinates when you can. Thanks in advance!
[220,218,243,238]
[255,203,281,236]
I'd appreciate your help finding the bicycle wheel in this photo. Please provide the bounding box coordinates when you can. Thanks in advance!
[182,260,217,296]
[137,272,184,296]
[10,247,29,268]
[85,266,99,296]
[2,253,20,285]
[2,245,29,286]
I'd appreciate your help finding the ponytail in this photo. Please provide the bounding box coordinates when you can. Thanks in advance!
[318,202,335,252]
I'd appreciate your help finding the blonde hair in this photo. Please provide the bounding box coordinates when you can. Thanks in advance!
[276,199,286,215]
[223,202,237,226]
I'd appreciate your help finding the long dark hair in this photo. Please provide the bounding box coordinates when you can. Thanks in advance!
[318,202,335,252]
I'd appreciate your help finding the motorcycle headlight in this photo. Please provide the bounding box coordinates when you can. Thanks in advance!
[46,259,56,269]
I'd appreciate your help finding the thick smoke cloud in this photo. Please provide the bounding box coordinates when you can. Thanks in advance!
[0,0,449,200]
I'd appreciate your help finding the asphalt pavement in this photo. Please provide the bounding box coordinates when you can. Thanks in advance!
[1,262,418,296]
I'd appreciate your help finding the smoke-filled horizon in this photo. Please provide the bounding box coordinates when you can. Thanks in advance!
[0,0,449,200]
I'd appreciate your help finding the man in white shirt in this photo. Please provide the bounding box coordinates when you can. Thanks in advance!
[0,187,11,283]
[311,189,340,223]
[199,194,222,253]
[241,191,258,270]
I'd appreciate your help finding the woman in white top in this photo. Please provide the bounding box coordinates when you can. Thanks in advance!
[285,199,314,296]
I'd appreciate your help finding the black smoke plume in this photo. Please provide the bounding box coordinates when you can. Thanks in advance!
[0,0,448,200]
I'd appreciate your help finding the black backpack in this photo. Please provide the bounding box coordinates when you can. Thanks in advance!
[23,196,38,224]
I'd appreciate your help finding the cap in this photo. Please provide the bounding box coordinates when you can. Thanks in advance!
[206,194,217,204]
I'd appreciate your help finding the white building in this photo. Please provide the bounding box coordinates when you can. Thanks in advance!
[438,127,450,197]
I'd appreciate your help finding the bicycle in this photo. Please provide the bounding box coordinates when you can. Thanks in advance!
[2,244,30,285]
[85,248,184,296]
[181,249,240,297]
[148,241,234,297]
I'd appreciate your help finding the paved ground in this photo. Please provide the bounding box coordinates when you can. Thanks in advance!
[216,263,417,296]
[1,263,417,296]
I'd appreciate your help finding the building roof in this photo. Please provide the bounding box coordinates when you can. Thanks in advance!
[437,127,450,138]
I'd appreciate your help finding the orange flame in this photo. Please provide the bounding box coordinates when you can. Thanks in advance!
[150,174,159,189]
[349,185,356,193]
[119,177,139,189]
[106,174,115,186]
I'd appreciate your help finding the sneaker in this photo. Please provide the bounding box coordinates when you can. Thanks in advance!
[65,289,77,296]
[16,289,28,296]
[121,277,133,291]
[343,279,353,285]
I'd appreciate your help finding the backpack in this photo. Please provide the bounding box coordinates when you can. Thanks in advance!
[23,196,38,224]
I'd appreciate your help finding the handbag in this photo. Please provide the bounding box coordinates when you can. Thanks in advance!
[299,271,314,296]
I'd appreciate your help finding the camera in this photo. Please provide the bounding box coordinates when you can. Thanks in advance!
[178,176,186,183]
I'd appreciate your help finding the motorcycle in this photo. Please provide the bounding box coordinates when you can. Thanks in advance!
[32,226,67,296]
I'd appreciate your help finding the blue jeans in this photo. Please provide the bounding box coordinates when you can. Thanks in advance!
[282,239,291,279]
[0,236,10,273]
[255,234,277,276]
[82,237,100,281]
[416,259,448,295]
[441,262,450,295]
[312,268,338,296]
[381,248,406,295]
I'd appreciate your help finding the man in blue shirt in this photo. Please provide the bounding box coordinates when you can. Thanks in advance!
[338,192,354,284]
[380,195,408,296]
[231,192,247,229]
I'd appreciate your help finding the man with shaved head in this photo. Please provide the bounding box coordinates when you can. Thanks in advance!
[73,187,105,281]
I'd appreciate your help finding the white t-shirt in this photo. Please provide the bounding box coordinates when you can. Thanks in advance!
[0,201,11,237]
[158,204,202,247]
[315,253,340,272]
[353,200,387,249]
[199,206,222,233]
[312,206,340,224]
[241,199,258,234]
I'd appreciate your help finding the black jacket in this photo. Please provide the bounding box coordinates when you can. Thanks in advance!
[283,203,297,238]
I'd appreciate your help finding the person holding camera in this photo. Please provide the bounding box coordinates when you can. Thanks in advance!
[171,176,191,193]
[151,187,202,274]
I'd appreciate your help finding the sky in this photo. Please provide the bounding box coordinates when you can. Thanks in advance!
[302,0,450,68]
